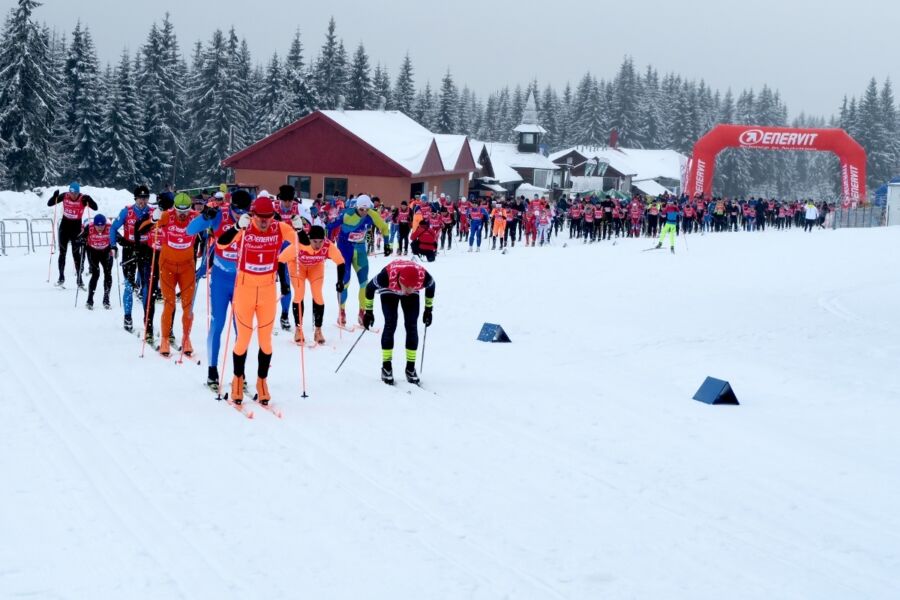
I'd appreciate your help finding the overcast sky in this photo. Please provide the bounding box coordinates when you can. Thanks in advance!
[32,0,900,118]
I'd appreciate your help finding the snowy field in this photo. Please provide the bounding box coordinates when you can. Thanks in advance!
[1,213,899,599]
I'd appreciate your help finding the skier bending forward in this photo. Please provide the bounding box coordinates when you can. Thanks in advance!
[362,259,435,385]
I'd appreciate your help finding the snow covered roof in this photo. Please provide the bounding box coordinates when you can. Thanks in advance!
[513,123,547,134]
[633,178,670,197]
[515,183,550,198]
[321,110,436,173]
[551,146,687,183]
[433,134,469,170]
[473,141,558,185]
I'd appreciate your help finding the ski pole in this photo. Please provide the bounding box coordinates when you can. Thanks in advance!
[299,341,309,398]
[140,226,160,358]
[335,328,366,374]
[47,194,59,283]
[114,251,122,307]
[74,260,82,308]
[420,324,427,375]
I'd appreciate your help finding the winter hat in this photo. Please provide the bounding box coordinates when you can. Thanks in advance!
[69,182,80,193]
[157,192,175,210]
[355,195,374,210]
[174,193,192,210]
[133,184,150,198]
[231,190,252,211]
[397,264,420,289]
[251,197,276,217]
[257,189,272,199]
[278,185,296,201]
[308,225,326,240]
[214,191,225,199]
[93,214,107,227]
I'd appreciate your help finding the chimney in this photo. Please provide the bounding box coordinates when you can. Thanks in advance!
[336,95,345,112]
[377,95,386,111]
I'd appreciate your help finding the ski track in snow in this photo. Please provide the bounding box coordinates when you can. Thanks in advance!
[2,221,900,599]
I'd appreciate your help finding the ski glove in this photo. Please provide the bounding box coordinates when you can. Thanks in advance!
[202,205,218,220]
[111,247,118,259]
[151,207,162,221]
[291,214,305,230]
[384,244,392,257]
[362,310,375,330]
[237,213,251,229]
[335,280,344,293]
[423,307,432,327]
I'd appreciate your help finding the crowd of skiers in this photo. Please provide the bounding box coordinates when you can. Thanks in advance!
[47,183,437,405]
[46,181,829,403]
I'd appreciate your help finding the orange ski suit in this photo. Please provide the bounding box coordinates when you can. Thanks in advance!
[280,238,345,306]
[224,221,298,355]
[140,210,198,348]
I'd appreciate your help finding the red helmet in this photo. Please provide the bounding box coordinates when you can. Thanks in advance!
[397,264,422,289]
[251,197,275,217]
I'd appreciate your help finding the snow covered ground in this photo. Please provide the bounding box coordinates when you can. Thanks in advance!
[1,214,899,599]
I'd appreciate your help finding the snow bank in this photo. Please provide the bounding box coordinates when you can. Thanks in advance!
[0,186,138,222]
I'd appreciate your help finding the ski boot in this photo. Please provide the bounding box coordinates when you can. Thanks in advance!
[86,298,94,310]
[144,327,154,344]
[358,309,366,327]
[670,246,675,254]
[381,362,394,385]
[314,327,325,345]
[77,279,86,291]
[124,315,134,332]
[182,337,193,357]
[102,293,111,310]
[255,378,270,406]
[405,362,420,384]
[294,326,305,344]
[231,375,244,404]
[476,246,480,252]
[467,247,472,253]
[207,367,219,393]
[655,242,662,249]
[338,307,347,327]
[280,313,291,331]
[54,277,65,288]
[159,335,171,357]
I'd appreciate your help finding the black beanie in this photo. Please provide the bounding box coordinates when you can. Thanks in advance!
[278,185,296,201]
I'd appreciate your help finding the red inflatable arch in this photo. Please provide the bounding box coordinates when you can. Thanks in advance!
[684,124,867,204]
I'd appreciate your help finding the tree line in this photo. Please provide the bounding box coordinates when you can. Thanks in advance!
[1,1,897,200]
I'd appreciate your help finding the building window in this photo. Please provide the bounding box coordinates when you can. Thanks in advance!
[324,177,348,198]
[287,175,311,199]
[533,169,551,189]
[522,133,535,145]
[441,178,462,199]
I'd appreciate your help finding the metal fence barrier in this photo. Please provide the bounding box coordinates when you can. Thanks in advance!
[30,218,55,252]
[830,206,886,229]
[0,221,5,255]
[1,218,31,254]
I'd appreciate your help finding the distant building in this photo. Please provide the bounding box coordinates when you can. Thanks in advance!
[549,145,687,197]
[222,109,476,204]
[469,91,558,198]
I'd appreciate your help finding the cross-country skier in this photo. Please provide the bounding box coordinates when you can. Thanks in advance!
[362,259,435,385]
[79,214,114,309]
[655,199,679,253]
[329,194,391,327]
[215,195,298,405]
[109,186,152,332]
[140,193,199,356]
[186,189,252,390]
[279,225,345,345]
[47,182,98,289]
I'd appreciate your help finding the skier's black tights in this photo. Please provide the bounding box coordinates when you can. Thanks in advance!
[380,293,419,353]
